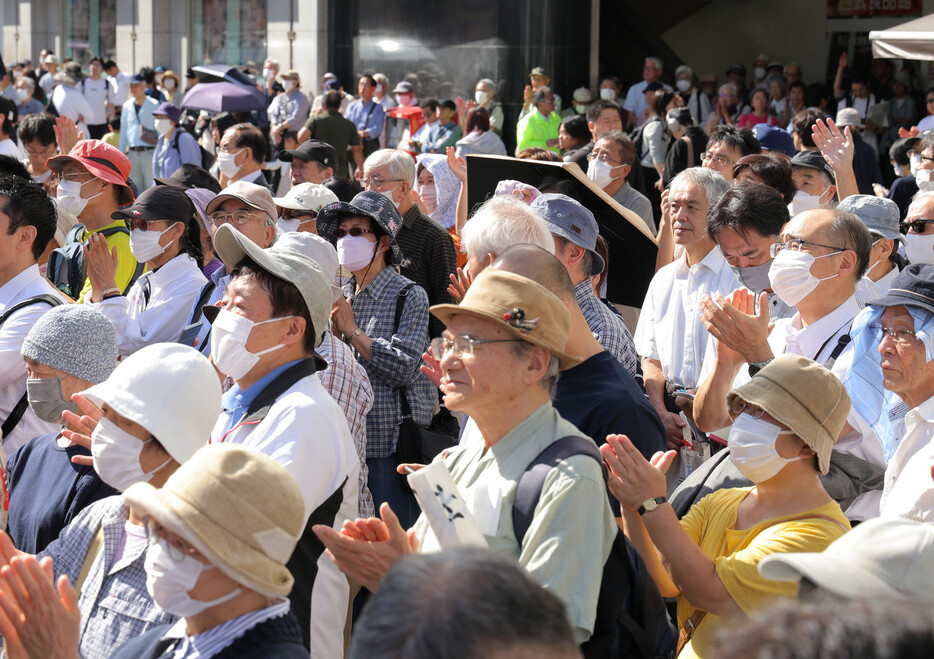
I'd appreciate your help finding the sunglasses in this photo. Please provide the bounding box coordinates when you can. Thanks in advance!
[332,227,374,238]
[901,219,934,234]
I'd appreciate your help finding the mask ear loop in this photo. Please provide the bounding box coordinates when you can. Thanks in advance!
[141,438,174,477]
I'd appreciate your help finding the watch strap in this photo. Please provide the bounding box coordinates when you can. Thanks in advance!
[638,496,667,516]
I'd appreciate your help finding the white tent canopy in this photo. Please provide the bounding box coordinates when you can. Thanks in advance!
[870,14,934,61]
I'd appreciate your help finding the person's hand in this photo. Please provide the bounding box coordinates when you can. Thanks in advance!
[44,171,60,198]
[599,435,675,511]
[410,187,425,209]
[447,267,471,303]
[61,393,103,468]
[898,125,920,139]
[654,177,664,191]
[523,85,533,106]
[446,147,467,182]
[313,503,417,592]
[658,410,689,451]
[353,166,364,180]
[838,52,848,71]
[873,183,889,198]
[53,117,82,157]
[395,462,426,475]
[0,555,81,659]
[83,232,120,301]
[455,96,469,117]
[812,118,854,170]
[330,296,357,339]
[420,351,443,389]
[700,289,772,364]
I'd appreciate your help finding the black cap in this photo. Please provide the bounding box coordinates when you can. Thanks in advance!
[727,63,746,77]
[790,150,835,182]
[867,264,934,316]
[278,139,337,167]
[645,81,664,92]
[154,163,222,194]
[186,68,196,79]
[316,191,403,265]
[112,185,196,222]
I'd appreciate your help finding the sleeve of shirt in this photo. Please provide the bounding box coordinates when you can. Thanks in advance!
[286,93,309,128]
[366,284,430,387]
[0,305,46,390]
[518,454,616,643]
[178,132,202,167]
[427,226,458,306]
[516,114,533,152]
[632,275,659,360]
[623,86,639,113]
[37,500,102,580]
[645,122,666,164]
[267,95,282,122]
[365,103,385,137]
[118,104,129,152]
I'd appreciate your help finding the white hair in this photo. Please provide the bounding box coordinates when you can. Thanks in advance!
[460,196,555,260]
[263,58,279,70]
[719,83,737,96]
[670,167,730,208]
[477,78,496,92]
[908,190,934,216]
[373,73,389,87]
[646,57,664,72]
[675,65,692,78]
[364,149,416,186]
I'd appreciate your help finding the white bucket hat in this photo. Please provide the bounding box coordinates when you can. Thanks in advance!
[273,182,339,213]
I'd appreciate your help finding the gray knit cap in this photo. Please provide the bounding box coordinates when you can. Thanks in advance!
[21,305,118,384]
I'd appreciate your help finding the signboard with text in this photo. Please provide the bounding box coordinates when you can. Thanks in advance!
[828,0,923,17]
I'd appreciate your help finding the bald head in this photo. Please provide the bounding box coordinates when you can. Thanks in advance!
[490,244,575,301]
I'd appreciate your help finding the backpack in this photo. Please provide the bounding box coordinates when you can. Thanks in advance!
[169,127,215,171]
[630,117,668,164]
[513,436,677,659]
[46,223,144,299]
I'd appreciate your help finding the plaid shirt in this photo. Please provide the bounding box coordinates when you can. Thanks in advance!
[345,268,434,458]
[397,205,458,337]
[39,495,176,659]
[575,280,639,377]
[317,329,375,516]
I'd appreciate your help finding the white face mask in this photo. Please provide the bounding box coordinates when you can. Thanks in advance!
[378,185,401,209]
[263,68,275,81]
[91,416,171,492]
[676,79,692,93]
[153,118,173,136]
[16,88,29,103]
[574,104,587,114]
[910,154,922,176]
[277,217,302,233]
[754,67,767,80]
[906,232,934,265]
[417,183,437,215]
[57,178,103,217]
[210,309,294,380]
[787,187,830,217]
[145,538,241,617]
[376,84,385,93]
[916,168,934,192]
[599,88,616,100]
[164,78,176,90]
[865,238,883,277]
[129,225,174,262]
[768,248,840,306]
[587,158,618,189]
[475,90,489,105]
[283,80,295,93]
[729,413,799,483]
[215,149,243,179]
[337,234,378,271]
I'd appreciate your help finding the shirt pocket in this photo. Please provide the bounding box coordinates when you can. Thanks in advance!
[96,588,173,629]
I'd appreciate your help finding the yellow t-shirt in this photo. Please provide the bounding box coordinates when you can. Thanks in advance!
[78,220,144,303]
[677,487,850,658]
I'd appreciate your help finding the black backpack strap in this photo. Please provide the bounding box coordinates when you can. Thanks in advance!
[240,359,320,424]
[0,294,65,440]
[394,284,416,417]
[190,281,218,324]
[512,435,605,545]
[823,334,852,371]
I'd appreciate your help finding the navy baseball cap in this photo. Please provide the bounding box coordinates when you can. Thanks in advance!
[790,150,835,182]
[316,191,403,265]
[867,264,934,316]
[128,73,146,84]
[753,124,796,157]
[278,139,337,167]
[112,185,195,223]
[530,193,605,276]
[153,102,181,123]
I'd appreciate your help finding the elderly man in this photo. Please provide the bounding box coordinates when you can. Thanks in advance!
[180,181,277,355]
[473,78,504,134]
[117,72,159,188]
[623,57,671,128]
[314,266,616,645]
[633,168,735,448]
[360,149,457,337]
[208,223,359,656]
[903,190,934,265]
[216,123,270,190]
[839,195,907,306]
[675,65,711,126]
[585,130,654,232]
[520,66,563,119]
[279,139,338,186]
[530,193,639,376]
[516,88,561,154]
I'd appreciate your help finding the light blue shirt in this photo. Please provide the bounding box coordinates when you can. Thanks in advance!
[219,359,304,437]
[162,598,291,658]
[119,96,159,151]
[345,98,384,138]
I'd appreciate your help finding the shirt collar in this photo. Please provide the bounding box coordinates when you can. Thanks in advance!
[676,244,724,275]
[352,267,395,301]
[574,278,596,302]
[0,263,42,305]
[789,295,859,355]
[223,359,304,414]
[485,402,554,459]
[161,598,291,653]
[907,395,934,431]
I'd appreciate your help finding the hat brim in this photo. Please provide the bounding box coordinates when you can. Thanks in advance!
[204,191,271,219]
[123,482,294,598]
[153,176,188,189]
[277,149,307,163]
[47,155,134,205]
[758,552,907,600]
[272,196,310,211]
[429,303,581,370]
[866,287,934,316]
[316,203,402,266]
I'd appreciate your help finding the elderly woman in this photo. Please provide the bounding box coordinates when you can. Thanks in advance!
[152,102,201,180]
[602,354,851,658]
[454,106,507,157]
[14,75,45,116]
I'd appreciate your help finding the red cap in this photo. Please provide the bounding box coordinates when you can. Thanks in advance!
[48,140,135,205]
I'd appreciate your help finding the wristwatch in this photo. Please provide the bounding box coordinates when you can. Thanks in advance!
[345,328,363,344]
[638,496,667,516]
[747,358,773,378]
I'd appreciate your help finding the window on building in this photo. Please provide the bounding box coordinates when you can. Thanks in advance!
[65,0,117,65]
[192,0,267,65]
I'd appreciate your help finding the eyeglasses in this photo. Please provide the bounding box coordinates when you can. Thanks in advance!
[869,323,917,346]
[769,238,845,258]
[430,334,525,361]
[902,219,934,234]
[360,177,403,189]
[126,218,174,231]
[282,208,317,220]
[729,399,767,420]
[24,147,57,158]
[209,209,261,226]
[701,151,735,167]
[587,152,623,165]
[216,145,242,154]
[60,172,95,183]
[332,226,374,238]
[143,516,199,562]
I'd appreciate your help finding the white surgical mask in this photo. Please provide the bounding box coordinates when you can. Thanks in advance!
[905,231,934,265]
[145,538,241,617]
[129,225,175,262]
[754,67,767,80]
[787,187,829,217]
[417,183,437,214]
[378,185,401,209]
[263,68,275,81]
[599,88,616,100]
[210,309,294,380]
[91,416,171,491]
[56,178,103,217]
[574,104,587,114]
[916,168,934,192]
[16,88,29,103]
[215,149,243,179]
[277,217,302,233]
[283,79,295,93]
[26,377,77,424]
[729,413,799,483]
[676,79,692,93]
[337,234,378,271]
[587,158,617,189]
[910,154,922,176]
[153,118,173,136]
[164,78,176,90]
[475,91,489,105]
[768,248,840,306]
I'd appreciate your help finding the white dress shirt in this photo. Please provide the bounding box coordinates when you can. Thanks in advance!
[52,85,95,137]
[0,264,70,453]
[634,247,739,388]
[880,396,934,522]
[95,254,207,358]
[107,71,130,108]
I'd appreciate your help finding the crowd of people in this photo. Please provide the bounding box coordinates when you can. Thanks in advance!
[0,46,933,658]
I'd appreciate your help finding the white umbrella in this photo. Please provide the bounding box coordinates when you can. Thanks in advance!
[870,14,934,60]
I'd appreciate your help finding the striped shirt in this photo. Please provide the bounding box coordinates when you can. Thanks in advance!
[575,280,639,377]
[162,598,291,658]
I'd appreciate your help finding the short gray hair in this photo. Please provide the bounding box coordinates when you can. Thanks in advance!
[718,83,737,97]
[460,196,555,261]
[511,342,561,396]
[18,76,35,90]
[670,166,730,208]
[477,78,495,91]
[646,57,664,71]
[675,65,693,78]
[908,190,934,217]
[364,149,416,186]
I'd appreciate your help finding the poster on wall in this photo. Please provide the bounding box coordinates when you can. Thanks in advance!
[827,0,922,17]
